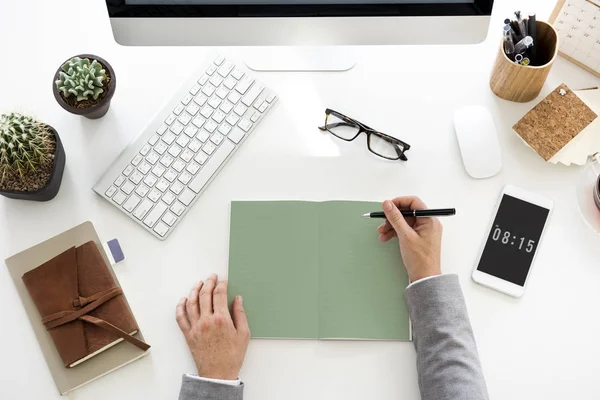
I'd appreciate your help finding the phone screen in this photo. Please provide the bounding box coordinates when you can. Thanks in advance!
[476,194,550,286]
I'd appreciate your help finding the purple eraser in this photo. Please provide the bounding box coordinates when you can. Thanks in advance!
[107,239,125,263]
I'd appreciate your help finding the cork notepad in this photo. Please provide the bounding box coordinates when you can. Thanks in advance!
[513,84,597,161]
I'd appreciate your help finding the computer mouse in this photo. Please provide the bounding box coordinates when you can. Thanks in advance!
[453,105,502,179]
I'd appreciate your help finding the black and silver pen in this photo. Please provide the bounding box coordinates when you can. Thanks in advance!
[362,208,456,218]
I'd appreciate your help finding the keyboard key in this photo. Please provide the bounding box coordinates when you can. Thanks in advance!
[234,104,247,116]
[224,77,237,90]
[173,104,185,115]
[204,120,218,133]
[176,135,190,148]
[156,179,169,192]
[181,148,195,162]
[160,154,174,167]
[266,93,276,103]
[202,84,216,97]
[178,113,192,126]
[170,122,184,135]
[194,152,208,165]
[123,194,141,212]
[121,180,135,194]
[148,188,162,202]
[135,184,150,197]
[226,114,240,126]
[218,60,234,77]
[194,94,208,106]
[164,169,178,182]
[130,171,144,185]
[149,135,160,145]
[114,175,126,187]
[259,102,268,113]
[212,110,226,124]
[165,114,176,125]
[187,103,200,116]
[251,112,260,122]
[105,186,117,197]
[200,106,213,119]
[228,91,242,104]
[113,191,127,205]
[238,119,253,132]
[189,140,235,193]
[152,164,166,177]
[242,85,264,107]
[186,161,201,175]
[196,129,210,142]
[162,212,177,226]
[146,151,160,165]
[172,159,186,173]
[143,201,168,227]
[218,123,232,135]
[213,54,225,65]
[155,141,168,155]
[134,199,154,220]
[209,74,223,87]
[236,76,254,94]
[123,165,135,176]
[144,174,158,187]
[220,101,234,114]
[228,127,245,144]
[216,87,229,99]
[208,96,221,109]
[178,171,193,185]
[231,68,244,80]
[170,181,185,195]
[182,94,193,105]
[190,83,201,95]
[206,64,217,76]
[153,222,169,237]
[170,201,186,217]
[162,191,176,205]
[184,125,198,138]
[162,132,176,145]
[179,188,196,206]
[168,144,182,158]
[138,161,152,174]
[192,116,206,128]
[132,154,144,166]
[202,142,216,155]
[157,124,168,135]
[188,140,202,153]
[198,75,209,86]
[210,133,224,146]
[140,144,151,156]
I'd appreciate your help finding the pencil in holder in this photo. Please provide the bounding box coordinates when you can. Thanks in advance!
[490,21,559,103]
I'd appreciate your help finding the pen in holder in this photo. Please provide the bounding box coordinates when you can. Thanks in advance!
[490,21,558,103]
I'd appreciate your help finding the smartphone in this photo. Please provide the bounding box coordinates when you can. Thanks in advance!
[472,185,553,297]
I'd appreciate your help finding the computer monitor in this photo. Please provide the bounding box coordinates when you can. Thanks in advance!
[106,0,494,70]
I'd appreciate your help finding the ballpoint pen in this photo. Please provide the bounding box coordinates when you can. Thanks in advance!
[362,208,456,218]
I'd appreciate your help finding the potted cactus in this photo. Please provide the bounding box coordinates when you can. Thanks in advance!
[53,54,116,119]
[0,113,66,201]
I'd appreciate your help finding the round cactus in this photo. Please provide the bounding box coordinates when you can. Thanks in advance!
[0,113,54,179]
[55,57,107,102]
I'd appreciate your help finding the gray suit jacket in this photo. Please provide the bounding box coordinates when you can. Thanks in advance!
[178,274,488,400]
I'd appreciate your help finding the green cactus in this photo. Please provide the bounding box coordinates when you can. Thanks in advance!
[55,57,107,101]
[0,113,54,180]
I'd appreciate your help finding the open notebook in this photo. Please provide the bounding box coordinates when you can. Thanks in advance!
[228,201,411,341]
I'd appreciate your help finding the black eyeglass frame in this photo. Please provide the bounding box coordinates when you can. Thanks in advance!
[318,108,411,161]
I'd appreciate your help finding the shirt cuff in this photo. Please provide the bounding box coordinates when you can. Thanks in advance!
[185,374,241,386]
[406,274,442,289]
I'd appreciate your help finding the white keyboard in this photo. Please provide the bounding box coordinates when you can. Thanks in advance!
[93,55,277,240]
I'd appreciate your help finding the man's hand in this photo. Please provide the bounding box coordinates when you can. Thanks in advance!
[176,274,250,380]
[377,197,443,283]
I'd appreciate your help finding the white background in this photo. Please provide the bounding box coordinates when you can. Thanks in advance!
[1,0,600,399]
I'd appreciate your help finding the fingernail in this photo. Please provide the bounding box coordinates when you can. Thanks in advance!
[238,296,243,305]
[208,273,217,280]
[180,297,186,302]
[383,200,393,212]
[377,223,385,230]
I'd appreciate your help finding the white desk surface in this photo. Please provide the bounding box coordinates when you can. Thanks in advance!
[1,0,600,399]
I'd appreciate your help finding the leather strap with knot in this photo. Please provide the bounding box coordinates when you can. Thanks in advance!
[41,287,150,351]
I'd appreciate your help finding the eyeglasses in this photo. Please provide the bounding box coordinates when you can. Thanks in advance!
[318,108,411,161]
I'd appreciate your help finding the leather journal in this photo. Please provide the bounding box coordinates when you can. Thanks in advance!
[22,241,150,368]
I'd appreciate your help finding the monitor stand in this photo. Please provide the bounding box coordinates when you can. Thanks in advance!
[244,47,356,72]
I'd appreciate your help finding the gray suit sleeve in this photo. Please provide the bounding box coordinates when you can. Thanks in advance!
[178,375,244,400]
[405,274,488,400]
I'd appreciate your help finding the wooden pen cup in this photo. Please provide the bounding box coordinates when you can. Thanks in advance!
[489,21,559,103]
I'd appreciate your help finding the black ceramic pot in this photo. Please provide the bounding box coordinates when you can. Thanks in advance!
[52,54,116,119]
[0,126,66,201]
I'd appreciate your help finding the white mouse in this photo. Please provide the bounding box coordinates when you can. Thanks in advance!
[453,105,502,179]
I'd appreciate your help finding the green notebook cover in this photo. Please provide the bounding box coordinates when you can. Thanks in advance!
[228,201,410,341]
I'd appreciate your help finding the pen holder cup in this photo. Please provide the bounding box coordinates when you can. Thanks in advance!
[489,21,559,103]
